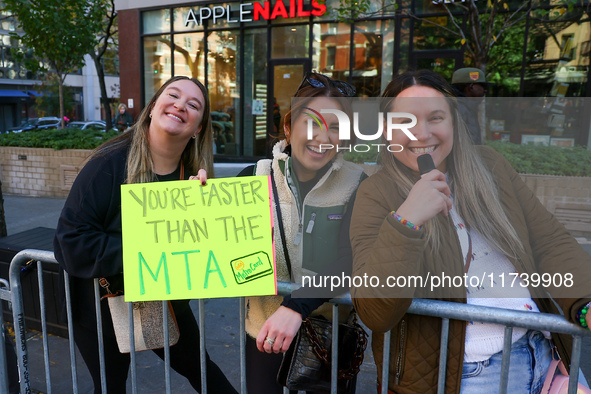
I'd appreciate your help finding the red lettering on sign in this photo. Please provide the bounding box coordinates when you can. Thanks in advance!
[253,1,270,20]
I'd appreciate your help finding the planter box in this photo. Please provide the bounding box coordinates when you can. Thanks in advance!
[0,149,589,237]
[360,164,591,237]
[0,147,91,198]
[520,173,591,238]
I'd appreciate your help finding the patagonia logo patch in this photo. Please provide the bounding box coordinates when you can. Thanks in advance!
[327,214,343,220]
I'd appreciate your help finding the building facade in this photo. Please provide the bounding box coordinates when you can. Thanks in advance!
[0,5,120,132]
[115,0,591,159]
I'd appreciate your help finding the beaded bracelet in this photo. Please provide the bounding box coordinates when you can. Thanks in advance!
[390,211,422,231]
[576,301,591,329]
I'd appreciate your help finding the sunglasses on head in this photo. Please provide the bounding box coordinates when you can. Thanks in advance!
[296,72,356,97]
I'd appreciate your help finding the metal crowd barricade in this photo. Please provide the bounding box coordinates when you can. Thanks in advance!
[4,249,591,394]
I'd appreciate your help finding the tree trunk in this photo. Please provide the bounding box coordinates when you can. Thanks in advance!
[91,52,113,130]
[0,180,7,237]
[58,75,65,129]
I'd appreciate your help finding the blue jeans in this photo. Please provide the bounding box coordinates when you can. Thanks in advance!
[460,330,553,394]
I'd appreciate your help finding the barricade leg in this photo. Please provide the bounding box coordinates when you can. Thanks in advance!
[128,302,137,394]
[163,300,172,394]
[0,302,9,393]
[239,298,246,394]
[36,261,52,393]
[381,331,391,394]
[10,253,32,394]
[331,304,339,394]
[198,298,207,394]
[93,279,107,394]
[63,272,79,394]
[569,335,583,394]
[437,318,450,394]
[498,326,513,394]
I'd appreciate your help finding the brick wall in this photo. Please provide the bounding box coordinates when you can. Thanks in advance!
[1,149,590,210]
[0,147,91,197]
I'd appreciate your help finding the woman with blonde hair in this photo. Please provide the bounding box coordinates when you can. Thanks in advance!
[54,76,236,393]
[350,70,591,393]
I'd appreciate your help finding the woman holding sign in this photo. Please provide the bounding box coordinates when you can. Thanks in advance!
[54,76,237,393]
[239,72,366,392]
[350,70,591,393]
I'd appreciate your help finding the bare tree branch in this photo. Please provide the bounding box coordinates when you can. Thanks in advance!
[492,0,533,49]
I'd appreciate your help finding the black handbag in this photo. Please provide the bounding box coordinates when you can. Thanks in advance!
[277,316,368,393]
[270,168,368,393]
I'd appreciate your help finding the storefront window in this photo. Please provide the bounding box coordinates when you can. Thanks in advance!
[143,9,171,35]
[398,18,411,73]
[206,3,242,30]
[312,23,350,80]
[265,0,312,24]
[173,6,204,32]
[525,20,590,97]
[243,28,268,157]
[360,0,397,18]
[314,0,340,21]
[487,19,526,96]
[208,30,239,156]
[413,17,462,51]
[271,25,309,58]
[143,35,172,102]
[173,32,206,79]
[351,20,395,97]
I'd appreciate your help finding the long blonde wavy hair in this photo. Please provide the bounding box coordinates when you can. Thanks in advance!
[380,70,524,258]
[89,76,214,184]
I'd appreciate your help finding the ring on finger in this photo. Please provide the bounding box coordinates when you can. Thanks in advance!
[265,337,275,346]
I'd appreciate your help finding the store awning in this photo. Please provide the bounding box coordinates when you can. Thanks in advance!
[0,90,30,98]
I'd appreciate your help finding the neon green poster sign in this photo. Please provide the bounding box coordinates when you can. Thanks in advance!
[120,176,276,301]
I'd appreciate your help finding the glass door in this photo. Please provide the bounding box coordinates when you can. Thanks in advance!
[266,59,311,157]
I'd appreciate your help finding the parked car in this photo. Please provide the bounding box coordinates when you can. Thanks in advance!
[66,121,107,131]
[9,117,61,133]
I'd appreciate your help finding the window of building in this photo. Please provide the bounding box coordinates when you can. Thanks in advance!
[173,32,205,79]
[312,22,349,79]
[143,35,172,99]
[561,34,576,60]
[208,30,239,156]
[143,9,171,35]
[526,20,589,97]
[352,19,395,97]
[486,19,526,96]
[173,6,204,32]
[243,28,268,157]
[326,46,336,70]
[271,25,309,58]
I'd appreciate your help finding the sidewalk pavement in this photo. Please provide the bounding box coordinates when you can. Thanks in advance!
[2,165,591,392]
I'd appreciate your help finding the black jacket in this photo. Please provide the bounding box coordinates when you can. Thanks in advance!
[53,142,187,326]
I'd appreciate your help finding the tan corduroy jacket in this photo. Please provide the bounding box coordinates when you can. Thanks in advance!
[351,146,591,393]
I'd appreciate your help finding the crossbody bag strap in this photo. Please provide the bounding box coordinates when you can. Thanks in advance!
[270,167,293,281]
